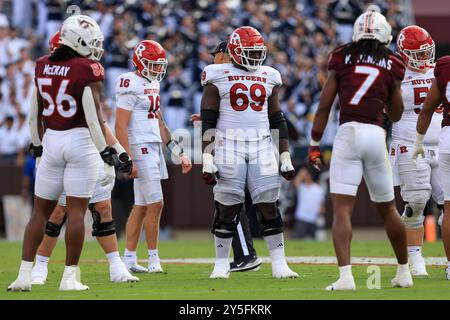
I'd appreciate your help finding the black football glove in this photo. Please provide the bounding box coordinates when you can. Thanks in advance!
[100,146,117,166]
[28,143,43,159]
[118,152,133,175]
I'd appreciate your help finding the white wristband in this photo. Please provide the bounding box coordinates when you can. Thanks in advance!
[415,133,425,146]
[310,139,320,147]
[112,142,126,155]
[203,153,214,165]
[280,151,292,165]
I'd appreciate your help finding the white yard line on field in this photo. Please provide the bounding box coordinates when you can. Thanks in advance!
[150,256,448,266]
[63,256,447,266]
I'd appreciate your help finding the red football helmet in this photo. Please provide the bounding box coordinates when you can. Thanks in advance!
[227,26,266,71]
[49,30,61,54]
[397,25,435,71]
[132,40,168,82]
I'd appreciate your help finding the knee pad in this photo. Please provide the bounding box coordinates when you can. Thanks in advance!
[211,201,240,238]
[402,202,425,229]
[45,214,67,237]
[89,203,116,237]
[260,209,283,237]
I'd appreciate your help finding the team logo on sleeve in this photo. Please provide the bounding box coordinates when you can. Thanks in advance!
[202,70,206,81]
[90,63,104,77]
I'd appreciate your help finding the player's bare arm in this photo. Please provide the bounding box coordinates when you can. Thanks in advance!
[308,70,338,170]
[28,87,45,163]
[115,107,137,177]
[268,86,288,153]
[417,79,441,135]
[200,83,220,185]
[88,81,107,138]
[413,79,442,162]
[83,81,115,186]
[157,109,192,174]
[115,108,132,157]
[311,70,338,138]
[268,85,295,180]
[386,79,404,122]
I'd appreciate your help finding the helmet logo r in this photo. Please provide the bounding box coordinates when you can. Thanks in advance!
[229,32,241,45]
[397,32,405,48]
[135,43,146,58]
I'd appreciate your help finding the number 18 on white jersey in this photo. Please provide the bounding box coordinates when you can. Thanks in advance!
[115,71,162,144]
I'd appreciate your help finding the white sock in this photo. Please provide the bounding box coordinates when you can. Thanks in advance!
[19,260,33,277]
[124,249,137,263]
[214,236,232,268]
[62,265,78,278]
[339,265,353,278]
[35,254,50,267]
[447,261,450,271]
[408,246,422,258]
[397,263,409,275]
[264,233,286,264]
[148,249,159,263]
[106,251,121,265]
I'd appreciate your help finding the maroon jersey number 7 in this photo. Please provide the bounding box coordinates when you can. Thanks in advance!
[328,47,405,128]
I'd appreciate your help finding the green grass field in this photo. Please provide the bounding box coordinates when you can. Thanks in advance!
[1,239,449,300]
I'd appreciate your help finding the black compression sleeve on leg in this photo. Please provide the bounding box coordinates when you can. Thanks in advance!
[269,111,289,140]
[201,109,219,136]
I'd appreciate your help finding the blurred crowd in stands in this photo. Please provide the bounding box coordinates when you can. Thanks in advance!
[0,0,411,163]
[0,0,412,236]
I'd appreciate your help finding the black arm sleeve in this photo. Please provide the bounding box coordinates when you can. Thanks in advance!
[201,109,219,136]
[269,111,289,140]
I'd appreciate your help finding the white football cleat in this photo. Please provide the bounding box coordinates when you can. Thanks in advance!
[409,256,428,277]
[59,266,89,291]
[445,267,450,280]
[325,276,356,291]
[31,264,48,285]
[210,265,230,279]
[391,272,413,288]
[272,263,298,279]
[148,262,164,273]
[7,277,31,292]
[110,263,139,283]
[124,259,148,273]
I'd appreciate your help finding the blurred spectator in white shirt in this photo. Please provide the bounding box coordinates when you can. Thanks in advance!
[0,115,19,162]
[15,113,30,166]
[292,166,325,239]
[0,14,11,67]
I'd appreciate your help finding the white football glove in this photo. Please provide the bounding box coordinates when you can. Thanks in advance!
[280,151,295,180]
[202,153,219,185]
[100,163,115,187]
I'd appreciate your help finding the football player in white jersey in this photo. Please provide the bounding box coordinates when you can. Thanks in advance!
[115,40,192,273]
[200,26,298,279]
[29,30,138,285]
[390,25,443,276]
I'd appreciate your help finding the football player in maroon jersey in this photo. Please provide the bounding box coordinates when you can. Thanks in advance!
[309,9,412,290]
[29,30,139,286]
[414,55,450,280]
[8,15,115,292]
